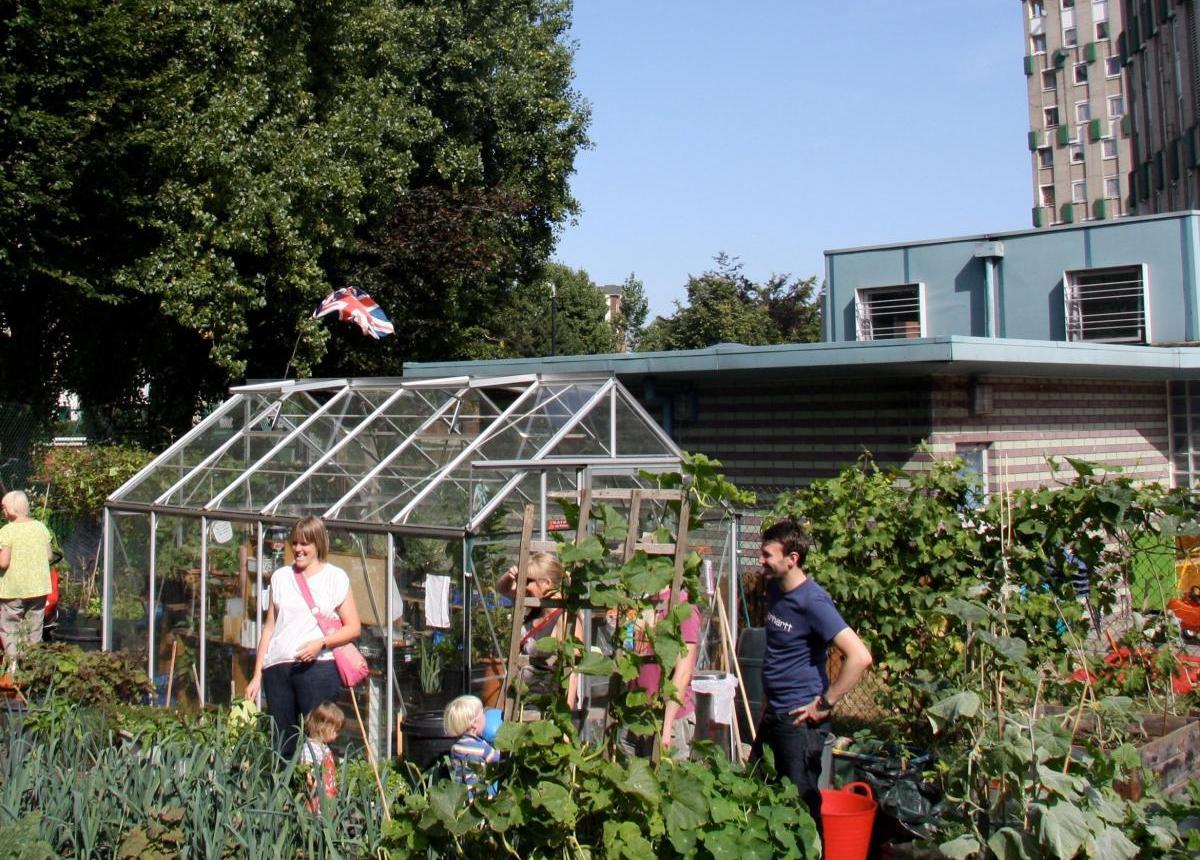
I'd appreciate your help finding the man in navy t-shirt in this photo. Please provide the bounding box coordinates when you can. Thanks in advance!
[751,518,873,845]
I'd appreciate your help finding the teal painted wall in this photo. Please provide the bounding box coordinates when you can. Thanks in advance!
[824,212,1200,344]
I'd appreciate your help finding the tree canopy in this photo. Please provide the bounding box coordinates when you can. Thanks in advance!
[637,254,822,352]
[485,262,620,358]
[1,0,589,440]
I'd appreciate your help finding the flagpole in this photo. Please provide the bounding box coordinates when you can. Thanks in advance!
[282,330,303,381]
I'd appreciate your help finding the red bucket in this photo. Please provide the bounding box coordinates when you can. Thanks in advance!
[821,781,877,860]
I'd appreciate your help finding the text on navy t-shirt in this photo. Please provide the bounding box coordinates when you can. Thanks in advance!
[762,578,848,713]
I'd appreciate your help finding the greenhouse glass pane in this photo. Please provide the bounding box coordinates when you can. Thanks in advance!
[107,511,150,658]
[611,389,679,457]
[152,516,203,711]
[541,387,615,459]
[156,392,323,507]
[472,384,599,464]
[215,389,387,513]
[203,519,255,707]
[116,394,259,503]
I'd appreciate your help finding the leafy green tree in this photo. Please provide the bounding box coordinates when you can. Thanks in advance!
[0,0,589,441]
[638,254,821,351]
[487,263,619,357]
[616,272,649,351]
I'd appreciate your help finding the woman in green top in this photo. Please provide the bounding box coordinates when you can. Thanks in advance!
[0,490,52,665]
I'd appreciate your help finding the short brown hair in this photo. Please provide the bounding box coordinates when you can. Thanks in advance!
[290,516,328,561]
[305,701,345,741]
[761,518,811,566]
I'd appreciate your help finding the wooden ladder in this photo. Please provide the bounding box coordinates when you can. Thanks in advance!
[499,488,691,757]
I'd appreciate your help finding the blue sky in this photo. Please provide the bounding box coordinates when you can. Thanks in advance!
[554,1,1031,316]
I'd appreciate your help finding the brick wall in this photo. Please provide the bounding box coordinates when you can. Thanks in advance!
[919,376,1169,490]
[636,377,934,495]
[631,373,1170,498]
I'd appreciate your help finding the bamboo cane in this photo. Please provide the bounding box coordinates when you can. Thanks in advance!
[164,639,178,707]
[349,686,391,821]
[714,585,756,742]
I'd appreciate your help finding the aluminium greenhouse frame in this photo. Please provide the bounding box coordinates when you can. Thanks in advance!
[102,373,683,756]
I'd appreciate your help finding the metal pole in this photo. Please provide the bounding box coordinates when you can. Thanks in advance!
[386,532,395,756]
[148,512,157,687]
[255,521,265,707]
[199,515,208,706]
[102,508,112,650]
[729,512,741,648]
[550,282,557,356]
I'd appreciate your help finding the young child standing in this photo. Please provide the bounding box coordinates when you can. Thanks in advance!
[300,701,344,812]
[443,695,499,797]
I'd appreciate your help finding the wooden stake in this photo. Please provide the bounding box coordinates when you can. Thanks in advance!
[164,639,178,708]
[396,713,404,759]
[349,686,391,821]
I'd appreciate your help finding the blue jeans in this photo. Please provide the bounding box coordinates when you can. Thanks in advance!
[751,711,829,844]
[262,660,341,759]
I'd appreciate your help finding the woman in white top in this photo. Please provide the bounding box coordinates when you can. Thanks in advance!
[245,516,361,758]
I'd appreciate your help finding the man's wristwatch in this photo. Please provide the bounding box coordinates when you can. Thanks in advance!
[816,694,834,712]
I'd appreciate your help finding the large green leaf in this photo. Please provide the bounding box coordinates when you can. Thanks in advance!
[939,834,983,859]
[1088,826,1138,860]
[1034,800,1091,859]
[927,691,981,733]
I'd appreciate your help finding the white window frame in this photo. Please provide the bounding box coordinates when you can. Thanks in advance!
[1070,140,1085,163]
[1041,184,1057,207]
[1030,0,1046,17]
[1104,176,1120,198]
[1038,146,1054,168]
[1096,20,1110,40]
[1105,56,1121,78]
[1032,33,1048,54]
[1042,69,1058,91]
[1101,137,1118,159]
[1045,105,1060,127]
[1074,62,1088,84]
[1108,94,1124,117]
[1064,26,1078,47]
[1063,263,1150,344]
[1075,101,1091,123]
[854,283,926,341]
[1072,180,1088,203]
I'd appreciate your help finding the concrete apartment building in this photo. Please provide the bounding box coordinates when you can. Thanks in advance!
[1023,0,1132,226]
[1120,1,1200,214]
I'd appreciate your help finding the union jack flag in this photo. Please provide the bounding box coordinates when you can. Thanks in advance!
[312,287,394,339]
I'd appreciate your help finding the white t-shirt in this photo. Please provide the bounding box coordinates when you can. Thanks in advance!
[262,563,350,669]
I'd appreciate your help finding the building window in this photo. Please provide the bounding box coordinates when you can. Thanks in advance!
[1096,20,1110,40]
[1070,141,1085,163]
[1102,137,1118,158]
[1169,381,1200,488]
[1075,101,1091,122]
[1062,0,1074,7]
[1041,184,1057,207]
[956,444,990,507]
[1042,69,1057,90]
[855,284,924,341]
[1038,146,1054,168]
[1064,27,1078,47]
[1064,265,1148,344]
[1092,0,1107,19]
[1074,63,1088,84]
[1045,106,1060,126]
[1032,33,1047,54]
[1108,94,1124,117]
[1104,176,1120,197]
[1072,180,1087,202]
[1030,0,1046,16]
[1106,56,1121,77]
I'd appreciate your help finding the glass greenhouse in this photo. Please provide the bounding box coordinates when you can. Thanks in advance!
[101,373,686,756]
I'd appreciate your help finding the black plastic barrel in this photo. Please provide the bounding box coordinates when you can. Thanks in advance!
[736,627,766,739]
[48,623,102,651]
[401,710,456,771]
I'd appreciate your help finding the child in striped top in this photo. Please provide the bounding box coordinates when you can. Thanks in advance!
[444,695,499,797]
